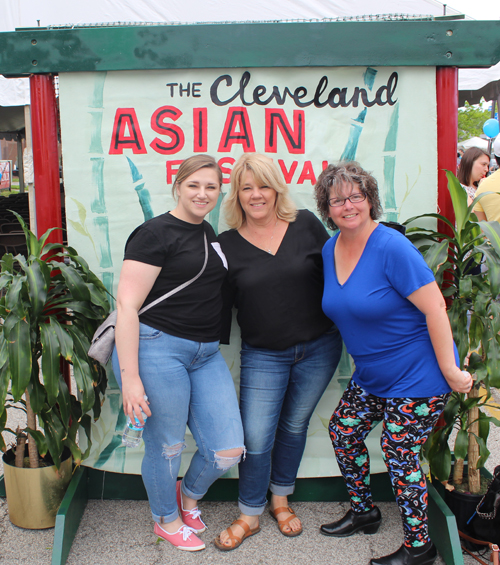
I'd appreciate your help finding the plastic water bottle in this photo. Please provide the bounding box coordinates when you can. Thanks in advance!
[122,397,148,448]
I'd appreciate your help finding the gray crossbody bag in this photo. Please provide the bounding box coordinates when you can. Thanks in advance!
[88,233,208,365]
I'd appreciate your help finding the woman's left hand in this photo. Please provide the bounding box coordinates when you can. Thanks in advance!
[445,367,473,393]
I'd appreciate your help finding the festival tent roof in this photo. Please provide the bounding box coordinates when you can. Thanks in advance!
[460,136,490,150]
[0,0,464,31]
[0,0,469,108]
[0,76,30,109]
[0,77,28,138]
[459,62,500,106]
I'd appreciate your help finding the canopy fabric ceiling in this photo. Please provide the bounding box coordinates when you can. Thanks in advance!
[2,0,496,111]
[0,0,463,31]
[0,106,25,134]
[459,62,500,105]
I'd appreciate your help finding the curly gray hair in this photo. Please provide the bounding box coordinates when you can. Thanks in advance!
[314,161,383,230]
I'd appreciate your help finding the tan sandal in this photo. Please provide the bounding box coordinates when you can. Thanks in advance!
[214,519,261,551]
[269,506,303,537]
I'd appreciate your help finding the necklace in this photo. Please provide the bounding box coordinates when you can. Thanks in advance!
[242,218,279,254]
[266,220,278,254]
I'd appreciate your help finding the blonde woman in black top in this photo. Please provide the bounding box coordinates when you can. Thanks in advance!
[215,153,342,550]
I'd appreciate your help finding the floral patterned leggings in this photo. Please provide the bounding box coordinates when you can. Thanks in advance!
[329,379,450,548]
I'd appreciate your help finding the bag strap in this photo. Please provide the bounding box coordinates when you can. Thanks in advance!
[476,494,500,520]
[476,467,500,520]
[137,232,208,316]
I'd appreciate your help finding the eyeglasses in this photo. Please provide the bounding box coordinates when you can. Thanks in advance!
[328,193,367,207]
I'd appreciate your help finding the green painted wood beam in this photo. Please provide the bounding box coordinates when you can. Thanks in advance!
[1,468,464,565]
[84,468,395,502]
[0,20,499,76]
[428,482,464,565]
[51,467,88,565]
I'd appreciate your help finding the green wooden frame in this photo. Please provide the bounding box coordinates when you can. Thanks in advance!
[0,20,499,75]
[0,17,498,565]
[0,471,466,565]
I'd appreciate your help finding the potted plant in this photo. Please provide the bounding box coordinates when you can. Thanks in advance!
[403,171,500,541]
[0,213,110,529]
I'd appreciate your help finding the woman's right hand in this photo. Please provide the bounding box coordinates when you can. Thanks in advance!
[445,367,473,393]
[115,260,161,425]
[122,377,152,424]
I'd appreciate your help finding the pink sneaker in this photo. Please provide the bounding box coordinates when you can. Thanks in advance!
[176,480,207,533]
[154,522,205,552]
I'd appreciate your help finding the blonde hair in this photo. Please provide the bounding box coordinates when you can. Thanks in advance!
[171,155,222,199]
[224,153,297,229]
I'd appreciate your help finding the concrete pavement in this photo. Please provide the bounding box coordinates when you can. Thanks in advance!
[1,388,499,565]
[0,498,476,565]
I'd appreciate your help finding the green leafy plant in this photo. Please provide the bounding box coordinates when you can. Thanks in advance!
[0,213,110,469]
[404,171,500,494]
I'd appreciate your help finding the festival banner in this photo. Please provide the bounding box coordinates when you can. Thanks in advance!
[0,160,12,190]
[58,66,437,476]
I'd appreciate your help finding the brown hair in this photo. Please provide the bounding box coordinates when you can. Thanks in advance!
[314,161,383,230]
[172,155,223,198]
[223,153,297,229]
[457,147,489,187]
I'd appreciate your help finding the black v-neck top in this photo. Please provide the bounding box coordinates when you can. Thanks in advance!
[219,209,333,350]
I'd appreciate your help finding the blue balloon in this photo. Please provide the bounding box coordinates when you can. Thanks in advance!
[483,118,500,138]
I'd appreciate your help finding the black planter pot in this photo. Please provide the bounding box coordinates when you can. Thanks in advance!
[444,488,483,551]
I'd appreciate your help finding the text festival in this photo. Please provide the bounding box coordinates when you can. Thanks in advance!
[108,71,398,184]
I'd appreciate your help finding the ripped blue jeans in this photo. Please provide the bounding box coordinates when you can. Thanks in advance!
[112,324,244,524]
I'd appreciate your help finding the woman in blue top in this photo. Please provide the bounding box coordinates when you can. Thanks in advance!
[314,162,472,565]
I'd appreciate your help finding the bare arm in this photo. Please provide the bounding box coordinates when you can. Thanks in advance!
[406,281,472,393]
[473,210,487,222]
[115,260,161,422]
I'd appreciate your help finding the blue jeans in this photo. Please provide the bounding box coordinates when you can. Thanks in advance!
[112,324,244,524]
[238,327,343,515]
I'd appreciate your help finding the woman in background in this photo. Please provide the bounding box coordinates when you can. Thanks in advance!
[458,146,490,205]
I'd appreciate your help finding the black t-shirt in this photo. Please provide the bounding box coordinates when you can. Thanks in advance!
[124,212,227,342]
[219,209,333,350]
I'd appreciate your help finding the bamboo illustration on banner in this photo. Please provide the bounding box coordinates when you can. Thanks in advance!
[88,72,115,312]
[58,66,436,477]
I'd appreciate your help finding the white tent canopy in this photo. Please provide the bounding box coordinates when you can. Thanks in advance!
[0,0,463,31]
[0,0,470,107]
[460,136,490,150]
[0,77,30,107]
[460,62,500,91]
[459,62,500,106]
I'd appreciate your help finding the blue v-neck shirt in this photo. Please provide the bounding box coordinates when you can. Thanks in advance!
[322,223,454,398]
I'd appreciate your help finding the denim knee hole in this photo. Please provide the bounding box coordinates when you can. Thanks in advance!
[214,447,245,471]
[161,442,186,477]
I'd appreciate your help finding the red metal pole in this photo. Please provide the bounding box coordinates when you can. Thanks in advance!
[436,67,459,307]
[30,74,70,391]
[436,67,458,230]
[29,74,63,242]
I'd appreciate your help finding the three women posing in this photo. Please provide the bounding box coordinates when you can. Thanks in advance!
[113,153,469,565]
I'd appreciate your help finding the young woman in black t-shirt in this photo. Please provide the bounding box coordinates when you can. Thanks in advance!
[112,155,244,552]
